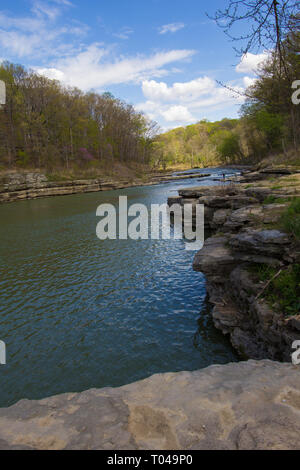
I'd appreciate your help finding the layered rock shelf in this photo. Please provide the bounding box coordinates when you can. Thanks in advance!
[168,168,300,361]
[0,172,161,203]
[0,360,300,450]
[0,171,215,204]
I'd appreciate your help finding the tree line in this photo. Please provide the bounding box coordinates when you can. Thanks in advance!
[0,62,157,172]
[155,14,299,168]
[0,1,298,173]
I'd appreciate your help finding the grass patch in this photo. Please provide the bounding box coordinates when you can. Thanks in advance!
[279,197,300,240]
[263,195,293,205]
[263,195,277,204]
[249,263,300,316]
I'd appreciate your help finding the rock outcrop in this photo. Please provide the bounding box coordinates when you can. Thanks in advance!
[0,172,131,203]
[174,170,300,361]
[0,171,218,204]
[0,360,300,450]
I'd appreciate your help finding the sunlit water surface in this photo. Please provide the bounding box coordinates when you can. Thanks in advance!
[0,168,238,407]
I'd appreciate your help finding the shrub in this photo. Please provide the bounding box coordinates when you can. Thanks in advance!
[280,197,300,240]
[249,263,300,316]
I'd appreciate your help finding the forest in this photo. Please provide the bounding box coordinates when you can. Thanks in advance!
[0,62,157,174]
[0,2,299,174]
[155,27,300,169]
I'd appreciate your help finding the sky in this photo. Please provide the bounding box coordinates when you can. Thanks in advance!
[0,0,269,130]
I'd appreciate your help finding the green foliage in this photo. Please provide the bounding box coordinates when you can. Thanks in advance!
[240,29,300,155]
[16,150,30,167]
[156,29,299,168]
[154,118,241,168]
[0,62,157,170]
[280,198,300,240]
[217,132,241,160]
[254,110,284,149]
[263,195,277,204]
[249,263,300,316]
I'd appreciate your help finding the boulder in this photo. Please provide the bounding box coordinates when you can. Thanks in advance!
[193,236,236,282]
[211,209,231,228]
[245,187,272,202]
[212,304,240,334]
[198,195,258,210]
[229,229,291,258]
[167,196,182,206]
[223,206,263,232]
[179,186,213,198]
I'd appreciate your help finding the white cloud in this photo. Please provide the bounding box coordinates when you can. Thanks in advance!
[31,1,61,21]
[142,77,215,102]
[161,105,194,123]
[0,1,85,59]
[52,0,73,5]
[0,1,195,93]
[236,52,269,75]
[136,77,245,125]
[159,23,185,34]
[37,67,66,81]
[37,46,196,89]
[113,27,134,40]
[243,76,257,88]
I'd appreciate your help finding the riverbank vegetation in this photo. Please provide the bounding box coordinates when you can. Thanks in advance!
[155,2,299,169]
[249,262,300,316]
[155,35,299,169]
[0,3,299,175]
[0,62,157,176]
[280,197,300,240]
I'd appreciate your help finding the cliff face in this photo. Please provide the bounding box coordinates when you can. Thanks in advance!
[169,169,300,361]
[0,360,300,450]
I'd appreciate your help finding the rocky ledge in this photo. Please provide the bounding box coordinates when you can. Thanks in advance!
[0,171,166,204]
[0,171,216,204]
[0,360,300,450]
[168,168,300,361]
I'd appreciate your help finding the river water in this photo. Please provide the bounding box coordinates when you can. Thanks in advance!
[0,168,238,407]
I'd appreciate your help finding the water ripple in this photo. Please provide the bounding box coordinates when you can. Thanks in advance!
[0,169,238,407]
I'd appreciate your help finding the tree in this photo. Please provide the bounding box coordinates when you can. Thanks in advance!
[210,0,299,71]
[241,31,300,150]
[0,62,158,171]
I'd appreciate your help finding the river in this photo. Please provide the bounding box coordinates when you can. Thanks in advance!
[0,168,238,407]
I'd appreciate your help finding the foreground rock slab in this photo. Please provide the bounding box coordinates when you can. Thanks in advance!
[0,360,300,450]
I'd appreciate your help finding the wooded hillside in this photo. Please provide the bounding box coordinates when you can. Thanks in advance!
[155,26,300,169]
[0,63,157,173]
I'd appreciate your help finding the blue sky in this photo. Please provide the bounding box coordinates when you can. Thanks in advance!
[0,0,268,130]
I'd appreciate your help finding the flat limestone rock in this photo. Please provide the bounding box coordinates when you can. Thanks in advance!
[193,236,236,282]
[198,195,258,209]
[0,360,299,450]
[178,186,213,198]
[229,229,291,257]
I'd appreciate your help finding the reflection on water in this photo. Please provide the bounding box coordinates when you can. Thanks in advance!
[0,168,238,407]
